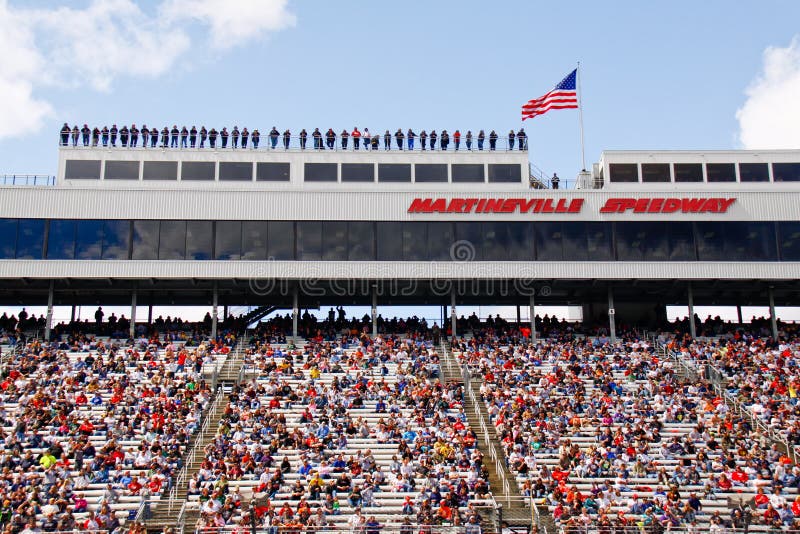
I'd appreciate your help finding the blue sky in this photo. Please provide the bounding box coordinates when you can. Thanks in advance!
[1,0,799,325]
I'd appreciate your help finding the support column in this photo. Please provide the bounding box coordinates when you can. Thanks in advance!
[450,287,457,340]
[608,286,616,344]
[687,283,696,339]
[70,305,76,323]
[130,289,137,339]
[223,305,228,321]
[292,287,299,339]
[44,280,54,341]
[147,305,153,324]
[371,290,378,338]
[529,293,536,344]
[737,305,743,325]
[516,305,521,327]
[769,286,778,339]
[211,282,219,340]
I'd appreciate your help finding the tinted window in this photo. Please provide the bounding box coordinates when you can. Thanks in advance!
[267,222,294,260]
[402,222,427,260]
[304,163,337,182]
[342,163,374,182]
[143,161,178,180]
[104,161,140,180]
[16,219,44,259]
[452,164,485,183]
[535,222,563,261]
[378,164,411,182]
[297,222,322,260]
[773,163,800,182]
[507,223,535,261]
[694,222,726,261]
[488,164,522,183]
[415,164,448,182]
[348,222,374,261]
[241,221,268,260]
[158,221,186,259]
[668,222,696,261]
[726,222,776,261]
[674,163,703,182]
[739,163,769,182]
[75,220,103,260]
[215,221,242,260]
[585,222,613,261]
[186,221,213,260]
[427,222,455,261]
[561,222,589,261]
[132,221,159,260]
[46,220,76,259]
[706,163,735,182]
[0,219,16,259]
[182,162,215,181]
[377,222,402,260]
[102,220,130,260]
[779,222,800,261]
[455,222,482,260]
[219,162,252,181]
[609,163,638,183]
[615,222,669,261]
[65,160,101,180]
[322,222,347,260]
[482,222,508,261]
[256,162,290,181]
[641,164,670,183]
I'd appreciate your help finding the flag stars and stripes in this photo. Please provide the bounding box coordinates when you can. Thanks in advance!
[521,69,579,121]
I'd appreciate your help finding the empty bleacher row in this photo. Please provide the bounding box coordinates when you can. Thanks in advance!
[452,335,800,533]
[187,336,495,532]
[0,332,234,533]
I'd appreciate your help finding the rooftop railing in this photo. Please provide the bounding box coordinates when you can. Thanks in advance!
[0,174,55,186]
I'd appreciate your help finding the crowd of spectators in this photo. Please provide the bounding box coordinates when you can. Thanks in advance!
[59,124,528,152]
[0,317,237,533]
[190,334,493,532]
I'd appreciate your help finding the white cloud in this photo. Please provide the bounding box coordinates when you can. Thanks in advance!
[0,0,296,139]
[737,36,800,150]
[161,0,296,49]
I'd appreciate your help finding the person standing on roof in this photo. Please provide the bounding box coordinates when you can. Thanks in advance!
[351,127,361,150]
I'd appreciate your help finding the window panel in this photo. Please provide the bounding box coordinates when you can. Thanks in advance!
[143,161,178,180]
[725,222,777,261]
[158,221,186,260]
[0,219,16,259]
[668,222,696,261]
[75,220,103,260]
[348,222,374,261]
[378,164,411,182]
[241,221,268,260]
[773,163,800,182]
[641,164,670,183]
[561,222,588,261]
[215,221,242,260]
[609,163,638,183]
[482,222,508,261]
[304,163,337,182]
[132,221,159,260]
[452,164,484,183]
[104,161,140,180]
[377,222,402,261]
[535,222,563,261]
[256,163,290,181]
[614,223,645,261]
[706,163,735,183]
[585,222,613,261]
[65,160,101,180]
[780,222,800,261]
[507,223,535,261]
[102,220,130,260]
[297,222,322,260]
[488,164,522,183]
[219,162,252,181]
[674,163,703,182]
[427,222,454,261]
[342,163,375,182]
[267,222,294,260]
[454,222,482,260]
[739,163,769,182]
[694,222,726,261]
[415,164,448,182]
[322,222,347,261]
[16,219,45,259]
[182,162,215,181]
[186,221,213,260]
[402,222,427,260]
[46,220,76,259]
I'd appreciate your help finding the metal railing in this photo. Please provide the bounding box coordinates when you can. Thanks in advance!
[193,525,477,534]
[0,174,55,186]
[60,133,528,153]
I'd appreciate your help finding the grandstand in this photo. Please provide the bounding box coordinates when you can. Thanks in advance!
[1,143,800,534]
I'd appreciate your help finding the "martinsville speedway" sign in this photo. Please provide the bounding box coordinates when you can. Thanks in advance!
[407,197,736,214]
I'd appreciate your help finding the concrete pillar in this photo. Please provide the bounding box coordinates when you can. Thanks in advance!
[450,287,457,340]
[516,305,521,327]
[769,286,778,339]
[292,287,299,339]
[44,280,54,341]
[737,305,743,325]
[688,283,696,339]
[371,291,378,338]
[130,289,137,339]
[147,305,153,324]
[608,286,616,344]
[70,305,76,323]
[211,282,219,340]
[223,305,228,321]
[529,293,536,344]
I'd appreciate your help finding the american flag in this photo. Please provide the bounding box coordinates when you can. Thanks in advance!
[521,69,579,121]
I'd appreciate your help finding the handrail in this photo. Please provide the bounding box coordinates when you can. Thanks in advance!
[0,174,56,186]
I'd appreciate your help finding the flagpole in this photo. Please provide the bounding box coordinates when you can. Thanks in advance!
[577,62,586,171]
